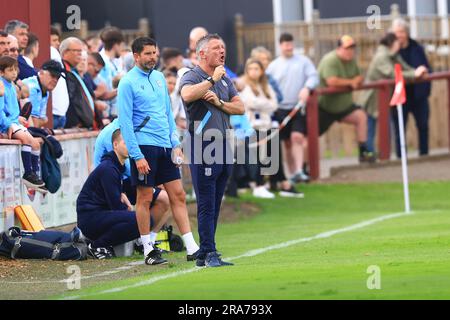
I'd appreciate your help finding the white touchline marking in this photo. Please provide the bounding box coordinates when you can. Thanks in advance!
[62,210,437,300]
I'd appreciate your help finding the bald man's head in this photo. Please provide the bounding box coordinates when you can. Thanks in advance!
[189,26,208,51]
[7,35,19,59]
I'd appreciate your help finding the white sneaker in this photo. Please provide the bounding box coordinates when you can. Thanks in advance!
[253,186,275,199]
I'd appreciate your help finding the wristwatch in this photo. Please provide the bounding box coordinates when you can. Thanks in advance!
[218,99,225,108]
[206,76,215,86]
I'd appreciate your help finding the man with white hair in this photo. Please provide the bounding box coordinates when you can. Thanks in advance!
[391,18,431,157]
[50,38,70,129]
[60,37,95,129]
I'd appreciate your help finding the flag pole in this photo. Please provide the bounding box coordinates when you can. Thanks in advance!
[391,64,411,214]
[396,103,411,213]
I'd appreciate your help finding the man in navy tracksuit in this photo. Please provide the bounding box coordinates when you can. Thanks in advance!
[393,19,432,157]
[180,34,245,267]
[77,130,155,259]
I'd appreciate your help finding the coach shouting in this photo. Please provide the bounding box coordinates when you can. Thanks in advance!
[180,34,244,268]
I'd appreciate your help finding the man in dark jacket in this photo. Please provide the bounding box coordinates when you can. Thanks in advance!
[59,37,95,129]
[392,18,431,157]
[76,129,160,259]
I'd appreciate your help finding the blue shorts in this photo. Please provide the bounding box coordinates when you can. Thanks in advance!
[130,145,181,187]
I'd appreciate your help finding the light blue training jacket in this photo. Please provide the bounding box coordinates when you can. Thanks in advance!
[117,66,180,161]
[93,118,131,178]
[22,76,49,119]
[0,77,20,133]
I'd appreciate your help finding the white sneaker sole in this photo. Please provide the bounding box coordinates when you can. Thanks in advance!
[279,191,305,198]
[22,179,45,189]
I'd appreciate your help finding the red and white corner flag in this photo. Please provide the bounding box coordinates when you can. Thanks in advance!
[391,64,411,213]
[390,64,407,106]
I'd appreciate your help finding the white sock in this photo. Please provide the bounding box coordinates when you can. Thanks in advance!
[141,234,153,256]
[182,232,199,255]
[149,232,158,244]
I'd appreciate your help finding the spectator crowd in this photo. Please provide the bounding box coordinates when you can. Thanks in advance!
[0,18,432,198]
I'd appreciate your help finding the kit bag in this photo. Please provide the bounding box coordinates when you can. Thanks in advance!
[0,226,87,260]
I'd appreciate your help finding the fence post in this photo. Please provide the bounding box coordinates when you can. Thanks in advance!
[307,91,320,180]
[138,18,150,36]
[378,85,391,160]
[234,14,245,68]
[390,3,401,20]
[448,78,450,152]
[310,10,320,65]
[80,20,89,40]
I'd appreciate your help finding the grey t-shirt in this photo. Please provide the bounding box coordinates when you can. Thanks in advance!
[179,66,238,136]
[266,54,319,110]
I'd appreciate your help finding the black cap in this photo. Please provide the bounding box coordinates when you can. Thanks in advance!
[41,59,66,79]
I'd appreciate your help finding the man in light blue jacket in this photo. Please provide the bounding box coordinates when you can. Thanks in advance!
[118,37,198,266]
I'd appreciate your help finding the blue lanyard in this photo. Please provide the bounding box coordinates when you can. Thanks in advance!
[71,68,94,111]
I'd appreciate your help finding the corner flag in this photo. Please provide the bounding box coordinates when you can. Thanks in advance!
[390,64,407,106]
[390,64,411,213]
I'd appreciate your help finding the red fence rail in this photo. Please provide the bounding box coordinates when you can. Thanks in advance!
[306,71,450,180]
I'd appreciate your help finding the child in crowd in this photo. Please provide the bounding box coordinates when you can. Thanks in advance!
[0,56,44,189]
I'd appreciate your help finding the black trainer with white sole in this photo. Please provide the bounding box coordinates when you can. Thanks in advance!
[279,187,305,198]
[187,250,199,261]
[87,244,114,260]
[145,249,168,265]
[22,172,45,189]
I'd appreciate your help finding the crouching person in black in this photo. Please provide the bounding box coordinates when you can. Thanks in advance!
[77,129,156,259]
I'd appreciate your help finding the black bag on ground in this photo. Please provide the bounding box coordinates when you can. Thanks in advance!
[0,227,87,260]
[166,225,184,252]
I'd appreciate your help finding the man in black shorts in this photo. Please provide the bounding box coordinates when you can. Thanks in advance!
[266,33,319,184]
[118,37,199,265]
[317,35,375,163]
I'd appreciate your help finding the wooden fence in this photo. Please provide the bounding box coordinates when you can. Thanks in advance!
[235,10,450,156]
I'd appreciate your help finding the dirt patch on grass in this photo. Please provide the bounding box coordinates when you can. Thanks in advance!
[321,155,450,184]
[0,200,261,300]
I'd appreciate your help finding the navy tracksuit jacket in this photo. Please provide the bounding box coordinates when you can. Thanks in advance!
[76,151,140,248]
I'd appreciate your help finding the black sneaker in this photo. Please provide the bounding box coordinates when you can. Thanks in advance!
[145,249,168,265]
[187,250,199,261]
[204,251,221,268]
[359,151,377,164]
[196,258,206,267]
[87,243,114,260]
[218,257,234,266]
[22,172,45,188]
[279,187,305,198]
[195,251,224,267]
